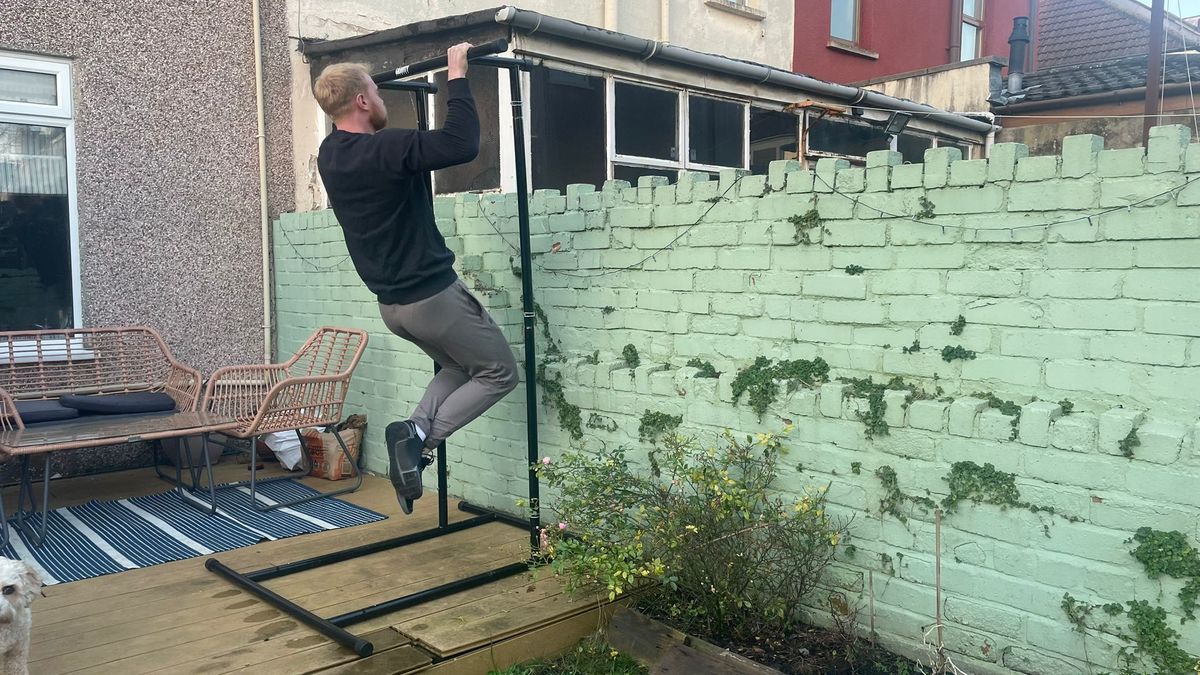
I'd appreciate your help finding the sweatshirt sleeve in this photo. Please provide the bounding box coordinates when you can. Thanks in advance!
[379,78,480,175]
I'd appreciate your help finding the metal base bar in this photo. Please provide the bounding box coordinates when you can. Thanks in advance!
[246,513,498,582]
[328,561,530,627]
[206,557,376,657]
[457,500,533,532]
[204,512,530,655]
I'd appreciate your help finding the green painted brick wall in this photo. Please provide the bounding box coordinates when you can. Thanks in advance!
[274,126,1200,674]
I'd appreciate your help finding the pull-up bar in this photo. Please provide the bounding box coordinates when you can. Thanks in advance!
[370,38,510,82]
[207,50,542,659]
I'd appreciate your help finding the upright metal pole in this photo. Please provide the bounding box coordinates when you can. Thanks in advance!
[508,65,541,556]
[416,88,450,531]
[1144,0,1166,145]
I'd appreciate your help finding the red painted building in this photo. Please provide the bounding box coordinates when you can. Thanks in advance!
[793,0,1031,82]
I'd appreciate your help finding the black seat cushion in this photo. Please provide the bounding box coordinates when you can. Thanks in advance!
[14,399,81,424]
[60,392,177,415]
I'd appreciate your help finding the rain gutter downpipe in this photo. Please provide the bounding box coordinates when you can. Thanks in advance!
[252,0,272,362]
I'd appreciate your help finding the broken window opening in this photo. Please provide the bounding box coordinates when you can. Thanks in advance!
[897,133,933,164]
[750,107,800,175]
[434,67,501,194]
[806,117,891,160]
[530,66,607,193]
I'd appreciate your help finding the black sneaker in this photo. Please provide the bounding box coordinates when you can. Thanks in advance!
[385,421,425,513]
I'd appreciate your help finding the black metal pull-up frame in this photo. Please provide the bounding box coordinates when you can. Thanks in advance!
[206,40,543,658]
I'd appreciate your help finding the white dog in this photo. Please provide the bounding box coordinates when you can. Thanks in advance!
[0,559,42,675]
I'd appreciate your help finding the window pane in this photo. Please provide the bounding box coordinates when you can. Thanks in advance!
[961,23,980,60]
[0,122,73,330]
[963,0,981,19]
[808,118,890,158]
[0,68,57,106]
[830,0,857,41]
[689,95,744,167]
[615,82,678,160]
[897,134,933,164]
[750,108,799,175]
[612,164,676,186]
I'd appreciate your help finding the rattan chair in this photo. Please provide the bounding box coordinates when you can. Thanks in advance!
[201,327,368,511]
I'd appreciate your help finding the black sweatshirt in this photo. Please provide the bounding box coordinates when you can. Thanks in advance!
[317,78,480,305]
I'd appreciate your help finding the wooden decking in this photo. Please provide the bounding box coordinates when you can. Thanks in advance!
[16,462,612,674]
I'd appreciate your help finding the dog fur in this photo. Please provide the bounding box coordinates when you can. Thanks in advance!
[0,559,42,675]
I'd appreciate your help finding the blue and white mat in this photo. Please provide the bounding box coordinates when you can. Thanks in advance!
[1,480,386,585]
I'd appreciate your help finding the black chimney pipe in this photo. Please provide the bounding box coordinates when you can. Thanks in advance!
[1008,16,1031,93]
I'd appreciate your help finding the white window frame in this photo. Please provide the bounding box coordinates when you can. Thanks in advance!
[684,91,751,174]
[608,78,685,176]
[0,51,81,331]
[0,53,72,119]
[606,77,754,180]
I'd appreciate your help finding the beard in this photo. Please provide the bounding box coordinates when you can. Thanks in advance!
[369,104,388,131]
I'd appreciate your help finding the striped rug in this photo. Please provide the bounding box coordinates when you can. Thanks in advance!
[2,480,386,585]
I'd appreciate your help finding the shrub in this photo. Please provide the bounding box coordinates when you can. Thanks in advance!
[536,429,848,642]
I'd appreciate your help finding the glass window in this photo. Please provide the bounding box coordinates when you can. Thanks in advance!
[961,22,981,60]
[0,122,74,330]
[0,69,57,107]
[830,0,859,42]
[615,81,678,161]
[960,0,984,61]
[688,95,744,168]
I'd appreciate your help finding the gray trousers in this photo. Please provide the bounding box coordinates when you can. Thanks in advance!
[379,279,519,450]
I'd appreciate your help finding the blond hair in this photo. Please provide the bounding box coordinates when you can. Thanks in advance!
[314,62,370,117]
